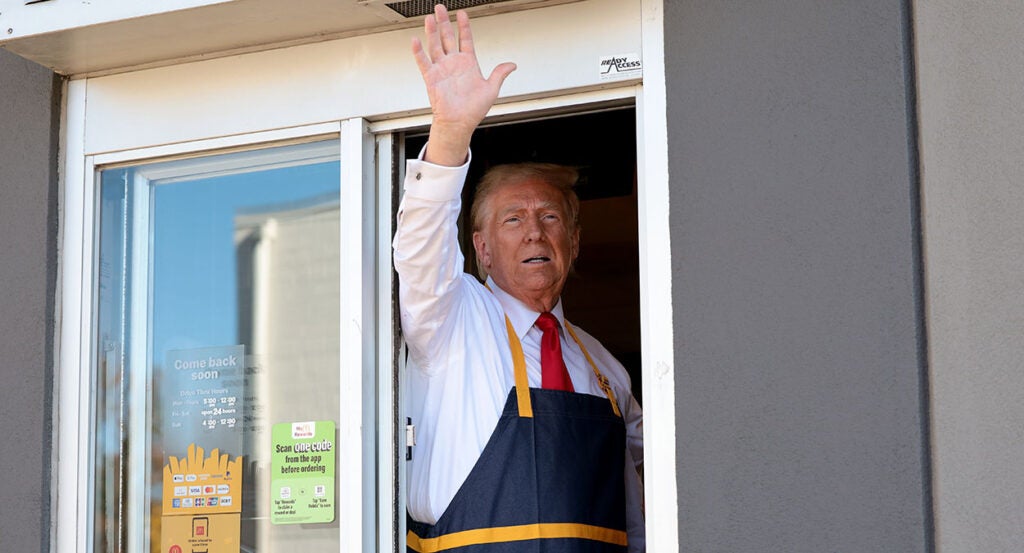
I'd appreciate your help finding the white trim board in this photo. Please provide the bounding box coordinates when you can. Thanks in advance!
[76,0,642,156]
[637,0,678,551]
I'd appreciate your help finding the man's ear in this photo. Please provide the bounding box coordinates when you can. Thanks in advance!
[472,231,490,267]
[570,226,581,261]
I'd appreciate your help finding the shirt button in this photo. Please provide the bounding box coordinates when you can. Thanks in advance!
[415,172,422,180]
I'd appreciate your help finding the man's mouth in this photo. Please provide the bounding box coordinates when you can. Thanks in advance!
[523,256,550,264]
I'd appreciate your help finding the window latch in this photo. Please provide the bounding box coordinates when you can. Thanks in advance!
[406,418,416,461]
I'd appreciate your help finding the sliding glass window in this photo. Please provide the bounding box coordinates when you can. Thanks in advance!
[92,139,342,553]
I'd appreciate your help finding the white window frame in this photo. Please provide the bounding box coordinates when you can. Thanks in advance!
[636,1,679,551]
[56,113,378,553]
[102,135,352,552]
[55,2,676,551]
[371,83,677,553]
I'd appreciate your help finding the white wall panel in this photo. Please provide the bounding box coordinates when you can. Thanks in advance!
[0,0,233,38]
[80,0,640,155]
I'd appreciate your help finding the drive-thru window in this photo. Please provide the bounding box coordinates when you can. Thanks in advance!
[40,1,676,551]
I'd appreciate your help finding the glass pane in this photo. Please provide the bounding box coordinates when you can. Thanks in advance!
[93,140,342,553]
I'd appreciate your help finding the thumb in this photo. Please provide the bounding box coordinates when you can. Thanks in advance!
[487,62,517,92]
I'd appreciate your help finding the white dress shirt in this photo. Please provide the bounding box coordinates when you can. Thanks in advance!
[393,151,645,551]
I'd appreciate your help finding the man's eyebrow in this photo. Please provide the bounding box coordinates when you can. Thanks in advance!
[495,204,524,218]
[495,200,565,219]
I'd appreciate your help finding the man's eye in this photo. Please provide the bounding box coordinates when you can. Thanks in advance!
[503,216,520,224]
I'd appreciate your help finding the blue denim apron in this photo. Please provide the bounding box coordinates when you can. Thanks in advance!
[407,316,628,553]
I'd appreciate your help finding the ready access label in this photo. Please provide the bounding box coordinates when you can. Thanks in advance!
[270,420,336,524]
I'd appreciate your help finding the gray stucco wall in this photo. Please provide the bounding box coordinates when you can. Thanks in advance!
[0,49,61,553]
[663,2,930,551]
[914,2,1024,552]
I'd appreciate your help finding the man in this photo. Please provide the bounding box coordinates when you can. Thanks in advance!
[394,6,644,552]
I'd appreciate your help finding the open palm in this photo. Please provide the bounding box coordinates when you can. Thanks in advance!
[412,6,516,166]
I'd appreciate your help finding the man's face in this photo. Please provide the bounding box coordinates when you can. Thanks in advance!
[472,178,580,311]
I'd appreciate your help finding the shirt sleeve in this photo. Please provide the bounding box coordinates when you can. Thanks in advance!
[392,150,473,374]
[624,397,645,552]
[621,377,645,552]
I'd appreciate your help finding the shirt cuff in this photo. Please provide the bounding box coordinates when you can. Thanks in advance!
[402,144,472,203]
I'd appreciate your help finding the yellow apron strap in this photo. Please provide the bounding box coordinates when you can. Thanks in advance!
[504,315,533,418]
[565,322,622,418]
[407,522,628,553]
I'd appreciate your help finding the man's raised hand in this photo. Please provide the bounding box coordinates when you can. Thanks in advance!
[412,5,516,166]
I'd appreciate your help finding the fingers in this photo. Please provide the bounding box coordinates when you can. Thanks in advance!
[457,9,475,54]
[420,5,472,65]
[436,5,459,57]
[424,8,445,63]
[488,62,518,91]
[411,37,432,76]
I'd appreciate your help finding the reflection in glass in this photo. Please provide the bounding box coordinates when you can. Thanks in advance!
[93,141,341,553]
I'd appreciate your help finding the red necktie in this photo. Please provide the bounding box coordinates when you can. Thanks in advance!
[535,312,574,392]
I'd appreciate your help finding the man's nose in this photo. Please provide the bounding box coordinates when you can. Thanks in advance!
[523,217,544,241]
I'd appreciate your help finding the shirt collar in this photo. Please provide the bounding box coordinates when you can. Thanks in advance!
[485,276,565,340]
